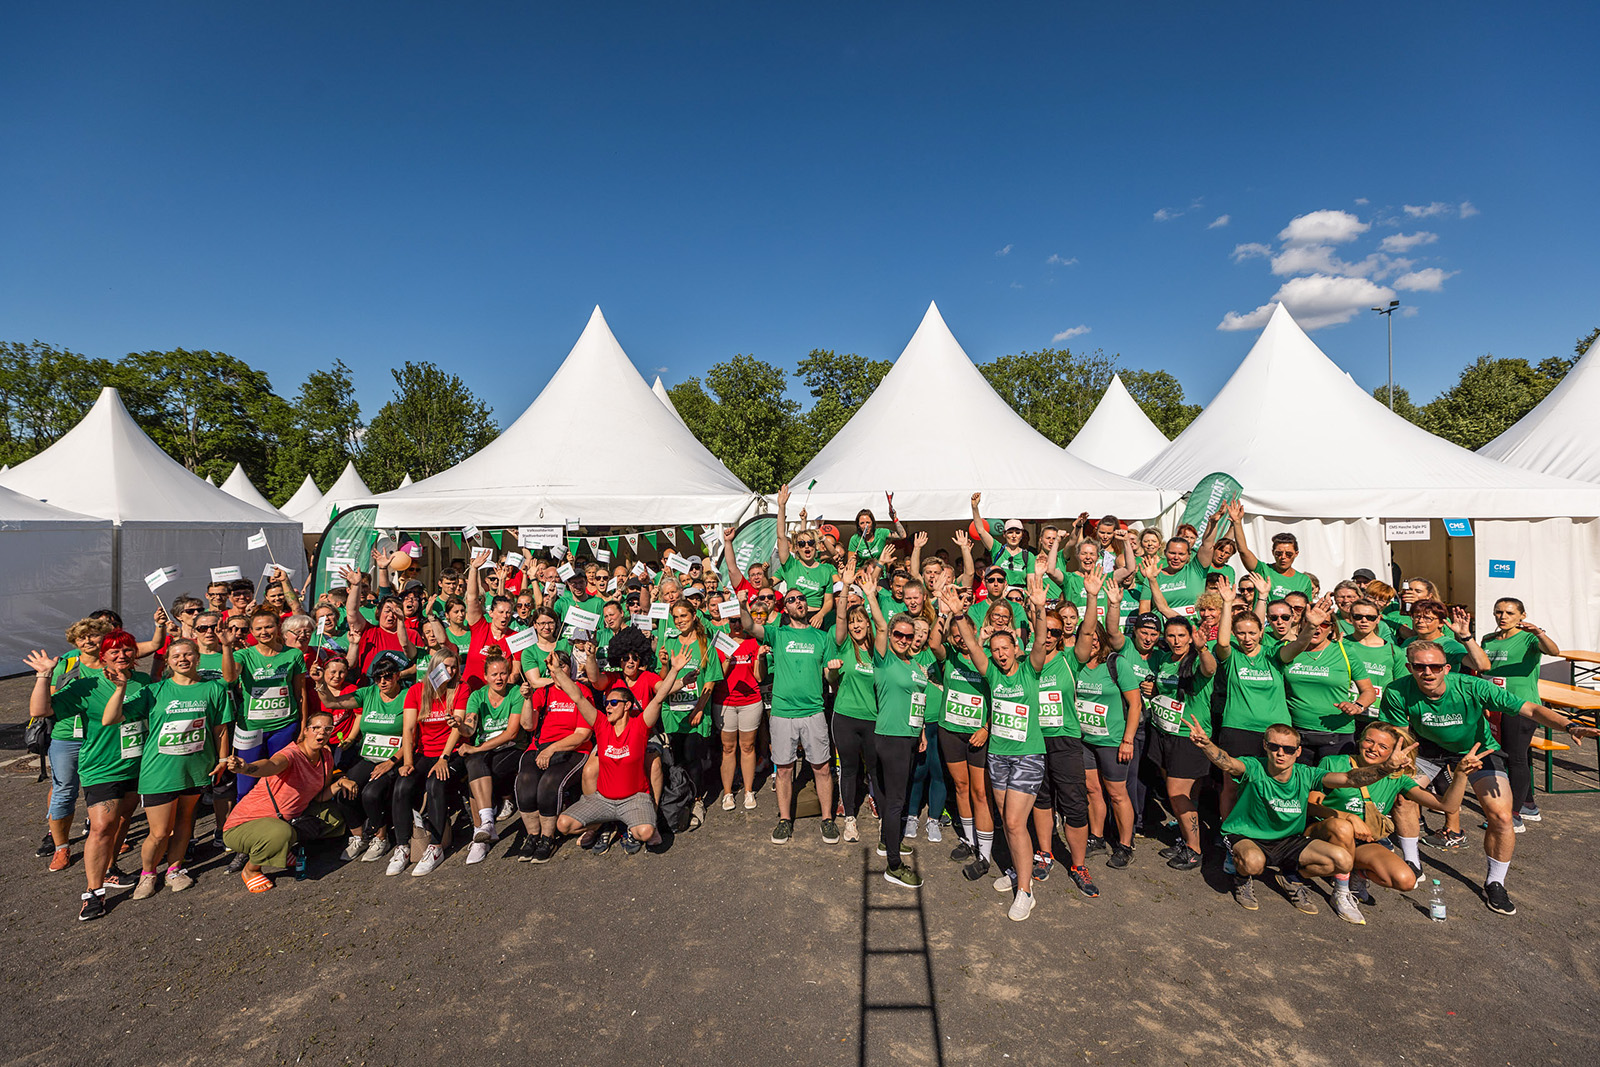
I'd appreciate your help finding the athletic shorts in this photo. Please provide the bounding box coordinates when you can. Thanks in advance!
[1081,742,1131,782]
[715,702,763,734]
[563,790,657,829]
[987,752,1045,796]
[771,712,831,766]
[1225,832,1309,871]
[1416,748,1508,787]
[1149,729,1212,779]
[937,724,988,769]
[1216,727,1267,762]
[142,785,206,807]
[83,778,137,807]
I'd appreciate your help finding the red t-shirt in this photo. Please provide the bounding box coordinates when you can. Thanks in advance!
[404,680,477,759]
[624,670,662,709]
[594,713,651,799]
[465,619,512,684]
[715,637,762,707]
[356,625,406,677]
[530,682,596,753]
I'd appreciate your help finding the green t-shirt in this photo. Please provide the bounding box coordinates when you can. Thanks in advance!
[830,636,878,722]
[1222,757,1320,841]
[848,528,890,565]
[1345,639,1404,717]
[1144,559,1208,618]
[47,653,104,741]
[914,649,941,725]
[354,684,409,761]
[468,684,525,745]
[991,545,1037,589]
[137,678,233,794]
[445,625,473,654]
[1252,561,1314,604]
[1148,648,1204,736]
[554,591,608,637]
[1336,617,1398,643]
[1482,629,1543,704]
[939,650,988,733]
[236,645,305,733]
[1378,674,1521,754]
[56,675,154,788]
[1404,631,1472,671]
[1314,754,1418,818]
[1073,658,1135,748]
[1058,572,1106,627]
[875,590,908,627]
[767,624,828,718]
[661,633,723,736]
[519,638,573,680]
[1282,639,1369,735]
[1219,645,1289,732]
[872,652,929,738]
[984,660,1044,756]
[776,557,838,610]
[1035,651,1080,739]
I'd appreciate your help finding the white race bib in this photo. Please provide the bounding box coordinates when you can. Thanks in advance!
[1038,689,1065,728]
[156,715,206,756]
[247,684,291,723]
[1075,698,1109,737]
[360,733,403,760]
[1151,693,1185,733]
[908,691,926,729]
[118,721,147,759]
[943,689,984,729]
[990,698,1030,743]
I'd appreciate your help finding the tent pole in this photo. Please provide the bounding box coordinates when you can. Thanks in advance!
[110,525,122,618]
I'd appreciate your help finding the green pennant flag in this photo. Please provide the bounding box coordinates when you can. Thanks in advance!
[607,536,620,556]
[645,532,658,550]
[489,530,503,550]
[567,537,581,557]
[451,533,462,548]
[682,526,696,547]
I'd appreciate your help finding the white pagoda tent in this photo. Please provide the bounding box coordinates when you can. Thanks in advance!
[220,463,282,514]
[281,474,323,516]
[292,460,372,536]
[358,307,757,527]
[652,376,687,424]
[1478,339,1600,482]
[397,473,413,488]
[0,388,303,615]
[0,485,114,674]
[1133,304,1600,648]
[1065,374,1170,476]
[789,302,1170,521]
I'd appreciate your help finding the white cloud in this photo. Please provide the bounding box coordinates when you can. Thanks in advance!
[1218,274,1396,331]
[1232,242,1272,262]
[1154,207,1181,221]
[1208,214,1231,229]
[1270,245,1399,279]
[653,366,668,374]
[1379,231,1438,253]
[1046,253,1078,266]
[1354,197,1370,205]
[1403,201,1452,218]
[1052,325,1092,341]
[1278,209,1370,246]
[995,243,1013,257]
[1010,282,1023,290]
[1393,267,1458,292]
[1459,201,1479,218]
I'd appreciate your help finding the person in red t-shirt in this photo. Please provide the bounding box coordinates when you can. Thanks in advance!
[388,647,477,877]
[463,552,516,684]
[584,627,664,802]
[512,642,597,864]
[713,608,765,811]
[342,569,418,681]
[555,647,690,852]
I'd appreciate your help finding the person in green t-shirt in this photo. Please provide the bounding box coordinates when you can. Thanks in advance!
[1211,578,1288,827]
[1400,599,1490,674]
[1277,598,1378,760]
[225,610,309,805]
[739,576,837,846]
[860,567,928,889]
[970,492,1037,589]
[1137,539,1209,620]
[1225,498,1315,604]
[312,651,411,863]
[1186,714,1413,922]
[660,603,725,826]
[454,652,526,861]
[848,498,905,565]
[1065,569,1141,870]
[773,483,837,625]
[1343,598,1404,717]
[1483,598,1562,822]
[1139,616,1217,871]
[829,597,880,837]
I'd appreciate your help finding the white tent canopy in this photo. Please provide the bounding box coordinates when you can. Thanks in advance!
[220,463,281,514]
[358,307,757,527]
[398,473,413,488]
[0,387,303,615]
[281,474,323,516]
[1065,373,1170,476]
[789,302,1170,521]
[1478,338,1600,481]
[652,376,686,424]
[0,485,114,674]
[292,460,372,536]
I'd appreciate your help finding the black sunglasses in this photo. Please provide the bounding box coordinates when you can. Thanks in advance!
[1411,662,1446,673]
[1045,628,1064,637]
[794,539,816,548]
[1267,612,1293,621]
[1264,741,1299,754]
[195,624,218,632]
[1351,613,1380,621]
[890,630,915,641]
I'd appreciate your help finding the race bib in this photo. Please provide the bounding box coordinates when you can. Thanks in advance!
[247,684,291,723]
[118,721,147,759]
[360,733,403,760]
[72,717,85,740]
[1038,689,1065,728]
[156,715,206,756]
[990,698,1030,743]
[943,689,984,729]
[1075,698,1110,737]
[908,691,926,729]
[1150,693,1185,733]
[1490,676,1507,689]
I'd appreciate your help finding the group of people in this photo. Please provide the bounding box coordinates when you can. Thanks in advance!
[27,489,1596,925]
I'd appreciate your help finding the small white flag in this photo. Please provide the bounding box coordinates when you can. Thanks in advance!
[557,562,576,581]
[145,566,176,593]
[246,529,268,551]
[717,599,742,619]
[505,627,541,654]
[426,660,453,689]
[631,613,655,630]
[631,561,646,577]
[504,551,525,570]
[462,525,481,541]
[564,606,602,632]
[649,601,671,620]
[595,547,611,564]
[210,565,243,583]
[714,631,741,657]
[664,554,692,574]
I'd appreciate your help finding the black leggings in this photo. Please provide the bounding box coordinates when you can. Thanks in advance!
[1500,714,1537,812]
[1034,735,1089,828]
[422,755,467,842]
[833,715,878,818]
[937,724,987,769]
[874,734,918,868]
[466,744,523,803]
[387,771,426,847]
[345,759,404,838]
[515,746,587,818]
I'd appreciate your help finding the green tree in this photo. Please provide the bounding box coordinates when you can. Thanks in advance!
[1418,354,1568,450]
[978,346,1117,445]
[794,348,891,465]
[1577,327,1599,359]
[700,354,800,494]
[110,349,286,481]
[1372,384,1427,426]
[665,378,721,452]
[267,360,365,504]
[360,361,498,487]
[1119,368,1202,438]
[0,342,115,466]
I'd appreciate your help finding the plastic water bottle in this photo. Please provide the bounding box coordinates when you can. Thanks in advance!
[1428,878,1446,922]
[293,846,309,881]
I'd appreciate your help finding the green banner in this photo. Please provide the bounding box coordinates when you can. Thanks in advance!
[682,526,696,548]
[607,536,620,557]
[645,532,658,550]
[1180,472,1244,538]
[310,504,381,623]
[718,515,778,588]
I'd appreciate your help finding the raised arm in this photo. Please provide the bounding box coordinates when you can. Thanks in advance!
[548,657,601,726]
[342,568,370,635]
[24,651,58,719]
[1214,576,1236,662]
[954,529,976,589]
[1446,606,1491,672]
[275,567,302,615]
[1104,580,1126,651]
[1025,574,1050,671]
[861,566,888,656]
[721,525,748,592]
[886,492,905,540]
[938,584,989,676]
[908,529,927,578]
[1277,597,1329,664]
[1073,569,1104,664]
[970,492,996,552]
[1226,499,1261,573]
[1197,508,1222,569]
[465,550,489,626]
[775,484,792,564]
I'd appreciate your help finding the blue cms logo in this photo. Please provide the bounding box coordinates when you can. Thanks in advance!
[1488,559,1516,579]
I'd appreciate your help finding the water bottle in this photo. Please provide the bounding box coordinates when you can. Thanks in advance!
[1428,878,1446,922]
[293,845,309,881]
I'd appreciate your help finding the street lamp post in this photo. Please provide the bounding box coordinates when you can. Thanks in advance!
[1371,299,1400,410]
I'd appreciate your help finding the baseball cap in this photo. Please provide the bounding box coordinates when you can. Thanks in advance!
[1351,568,1377,583]
[1003,519,1024,533]
[369,651,408,678]
[1129,612,1163,631]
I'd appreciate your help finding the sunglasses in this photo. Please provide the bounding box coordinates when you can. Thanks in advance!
[1264,741,1299,755]
[1267,613,1292,621]
[1351,613,1379,621]
[180,608,199,615]
[1410,662,1446,673]
[1045,628,1064,637]
[755,595,776,602]
[195,624,218,632]
[890,630,915,641]
[604,696,631,707]
[794,539,816,548]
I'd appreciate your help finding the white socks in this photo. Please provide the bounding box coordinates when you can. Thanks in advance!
[977,829,994,862]
[1486,857,1510,886]
[960,817,976,845]
[478,807,494,828]
[1398,836,1421,866]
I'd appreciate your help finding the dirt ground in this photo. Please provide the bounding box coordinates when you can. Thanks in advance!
[1,674,1596,1067]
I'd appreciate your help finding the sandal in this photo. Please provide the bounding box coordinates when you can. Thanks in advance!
[242,871,273,894]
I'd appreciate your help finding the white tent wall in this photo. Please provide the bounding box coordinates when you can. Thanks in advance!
[115,522,306,617]
[1,524,114,674]
[1475,519,1600,654]
[1226,516,1389,593]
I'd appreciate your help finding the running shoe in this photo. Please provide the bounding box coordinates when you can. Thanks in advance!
[411,844,444,876]
[621,830,644,855]
[904,817,918,840]
[361,836,392,862]
[1405,859,1423,882]
[993,868,1017,892]
[1032,851,1053,882]
[866,796,879,820]
[1067,865,1100,898]
[132,872,160,900]
[1107,843,1133,869]
[36,832,54,858]
[842,816,860,842]
[1484,881,1517,915]
[1347,871,1375,905]
[227,852,248,875]
[78,891,106,922]
[1007,890,1035,922]
[342,835,367,861]
[884,865,923,889]
[102,866,133,890]
[49,846,70,872]
[770,819,794,844]
[960,856,992,881]
[875,840,912,857]
[924,819,942,843]
[473,821,495,844]
[1232,876,1259,911]
[1166,844,1201,871]
[689,799,705,831]
[1084,835,1109,857]
[1423,829,1466,851]
[1158,843,1182,859]
[820,819,841,844]
[1332,888,1365,924]
[743,791,757,810]
[721,792,737,812]
[165,868,194,893]
[496,798,516,821]
[949,840,974,862]
[385,845,411,876]
[465,841,490,865]
[590,827,617,855]
[1519,802,1542,822]
[1276,872,1319,914]
[529,836,555,864]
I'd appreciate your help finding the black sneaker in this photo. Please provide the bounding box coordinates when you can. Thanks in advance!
[621,830,644,855]
[820,819,841,844]
[770,819,793,845]
[78,891,106,923]
[949,840,974,862]
[1484,880,1517,915]
[589,827,617,855]
[37,832,54,858]
[1232,876,1259,911]
[1405,858,1422,882]
[1084,835,1109,857]
[960,856,992,881]
[1423,829,1466,852]
[102,866,133,890]
[1157,843,1182,859]
[1350,871,1376,906]
[1107,843,1133,869]
[1166,843,1201,871]
[529,836,555,864]
[227,852,248,874]
[1032,851,1054,882]
[1067,864,1099,898]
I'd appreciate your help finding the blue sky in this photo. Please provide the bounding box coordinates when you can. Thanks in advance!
[3,3,1597,427]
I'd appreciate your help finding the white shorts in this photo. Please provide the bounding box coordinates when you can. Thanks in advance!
[771,712,830,766]
[715,702,763,734]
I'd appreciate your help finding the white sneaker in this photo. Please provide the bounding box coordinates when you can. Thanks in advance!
[1332,888,1366,925]
[994,868,1016,893]
[842,816,860,842]
[385,845,410,876]
[411,844,444,877]
[496,798,516,821]
[721,792,737,812]
[925,819,943,843]
[689,799,705,830]
[473,820,496,844]
[361,836,392,863]
[1008,890,1036,922]
[465,841,490,865]
[341,835,366,861]
[743,791,757,810]
[904,817,919,840]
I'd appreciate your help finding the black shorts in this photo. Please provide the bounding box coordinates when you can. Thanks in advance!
[1216,727,1266,763]
[1296,728,1355,766]
[1226,833,1309,871]
[1149,729,1212,779]
[1081,742,1130,783]
[937,724,987,769]
[1034,735,1089,828]
[83,778,137,807]
[142,786,206,807]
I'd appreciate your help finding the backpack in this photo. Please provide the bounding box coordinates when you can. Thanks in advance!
[654,742,696,833]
